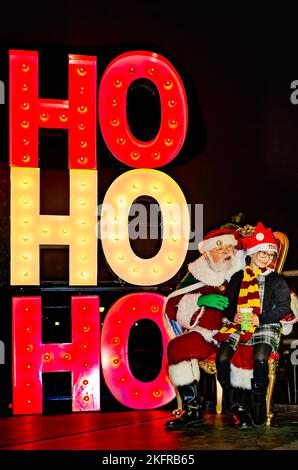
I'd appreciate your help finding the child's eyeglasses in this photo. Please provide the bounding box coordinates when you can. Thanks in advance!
[257,251,276,260]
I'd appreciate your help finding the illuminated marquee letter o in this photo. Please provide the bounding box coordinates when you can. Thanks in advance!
[98,51,188,168]
[101,292,175,409]
[100,169,190,286]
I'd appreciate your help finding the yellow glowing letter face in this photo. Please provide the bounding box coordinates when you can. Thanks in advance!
[10,167,98,285]
[100,169,190,286]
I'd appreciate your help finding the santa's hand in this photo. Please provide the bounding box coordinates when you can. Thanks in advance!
[197,294,229,310]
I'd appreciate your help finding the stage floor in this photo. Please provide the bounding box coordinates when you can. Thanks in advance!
[0,408,298,453]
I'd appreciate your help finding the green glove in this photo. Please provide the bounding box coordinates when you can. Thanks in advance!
[197,293,229,310]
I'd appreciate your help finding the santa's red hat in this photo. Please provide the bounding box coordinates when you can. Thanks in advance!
[198,228,241,254]
[242,221,278,256]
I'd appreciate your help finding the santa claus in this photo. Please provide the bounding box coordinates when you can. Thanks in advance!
[164,228,245,429]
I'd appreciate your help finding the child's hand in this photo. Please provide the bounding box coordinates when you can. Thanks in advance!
[234,312,242,323]
[251,314,260,327]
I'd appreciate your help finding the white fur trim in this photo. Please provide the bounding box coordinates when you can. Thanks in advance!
[188,250,245,286]
[281,323,293,335]
[230,364,253,390]
[168,359,200,386]
[198,234,237,254]
[188,256,225,286]
[165,281,204,301]
[280,292,298,335]
[177,293,202,329]
[290,291,298,320]
[247,243,278,255]
[192,326,219,345]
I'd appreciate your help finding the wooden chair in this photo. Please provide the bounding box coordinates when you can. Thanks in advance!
[265,231,287,423]
[165,225,294,425]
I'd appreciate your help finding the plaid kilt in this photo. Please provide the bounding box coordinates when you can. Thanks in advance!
[226,323,281,353]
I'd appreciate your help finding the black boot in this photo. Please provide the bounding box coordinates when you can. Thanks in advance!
[165,381,205,429]
[231,388,252,429]
[216,342,235,414]
[232,403,252,429]
[251,380,267,427]
[221,380,234,415]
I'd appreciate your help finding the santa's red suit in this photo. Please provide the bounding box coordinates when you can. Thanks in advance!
[165,250,245,387]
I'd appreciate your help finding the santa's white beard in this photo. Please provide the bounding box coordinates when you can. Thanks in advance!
[207,253,240,278]
[188,249,245,285]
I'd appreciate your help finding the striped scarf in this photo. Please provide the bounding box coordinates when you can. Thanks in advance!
[214,265,266,342]
[238,266,262,314]
[236,266,267,338]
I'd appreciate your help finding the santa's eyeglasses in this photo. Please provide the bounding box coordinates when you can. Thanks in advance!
[212,244,235,253]
[257,251,276,260]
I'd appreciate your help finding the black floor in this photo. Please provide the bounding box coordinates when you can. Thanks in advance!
[0,406,297,465]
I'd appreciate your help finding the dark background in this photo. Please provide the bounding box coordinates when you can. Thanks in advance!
[0,3,297,411]
[0,4,297,276]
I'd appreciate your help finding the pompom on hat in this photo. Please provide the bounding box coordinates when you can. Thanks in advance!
[242,221,278,256]
[198,228,242,254]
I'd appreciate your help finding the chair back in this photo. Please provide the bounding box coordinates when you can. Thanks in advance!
[272,231,289,274]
